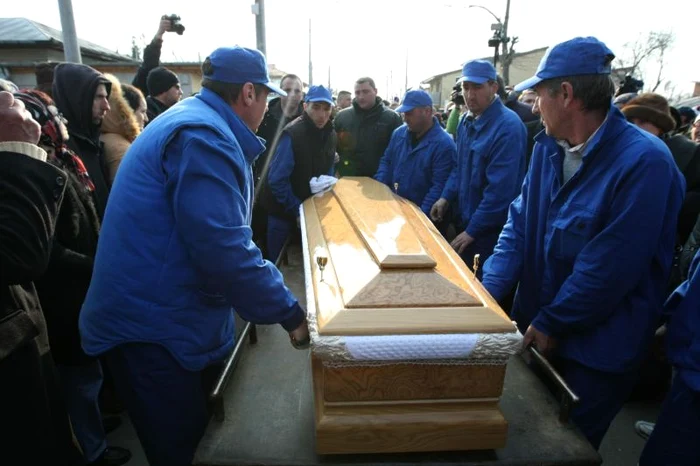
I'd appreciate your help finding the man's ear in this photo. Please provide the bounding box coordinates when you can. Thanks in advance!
[561,82,574,106]
[242,82,255,106]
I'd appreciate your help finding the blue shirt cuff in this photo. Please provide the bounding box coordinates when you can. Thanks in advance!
[531,312,556,337]
[280,302,306,332]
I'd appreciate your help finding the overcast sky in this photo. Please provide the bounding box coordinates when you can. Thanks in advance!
[4,0,699,99]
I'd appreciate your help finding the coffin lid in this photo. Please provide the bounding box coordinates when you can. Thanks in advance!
[302,177,514,336]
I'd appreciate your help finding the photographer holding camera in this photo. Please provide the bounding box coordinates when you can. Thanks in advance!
[132,15,185,124]
[445,80,465,138]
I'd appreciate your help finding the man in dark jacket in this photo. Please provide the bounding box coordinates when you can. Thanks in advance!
[132,16,182,124]
[262,85,336,261]
[52,63,112,220]
[255,74,305,183]
[0,90,81,466]
[334,76,402,177]
[145,67,182,123]
[253,73,304,256]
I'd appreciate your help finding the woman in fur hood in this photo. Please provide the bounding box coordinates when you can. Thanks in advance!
[100,74,142,185]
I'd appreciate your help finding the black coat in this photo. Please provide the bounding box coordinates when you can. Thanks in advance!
[132,38,163,98]
[334,97,402,177]
[255,97,304,184]
[53,63,112,220]
[34,169,100,366]
[0,149,81,464]
[0,152,64,359]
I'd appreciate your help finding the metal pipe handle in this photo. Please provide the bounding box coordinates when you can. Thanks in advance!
[528,346,580,423]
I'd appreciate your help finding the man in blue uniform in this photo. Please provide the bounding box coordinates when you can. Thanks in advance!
[375,89,455,220]
[79,46,309,466]
[430,60,527,276]
[481,37,685,449]
[639,250,700,465]
[262,85,336,261]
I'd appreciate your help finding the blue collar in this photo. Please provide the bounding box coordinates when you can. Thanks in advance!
[196,88,265,163]
[463,96,505,132]
[535,104,628,160]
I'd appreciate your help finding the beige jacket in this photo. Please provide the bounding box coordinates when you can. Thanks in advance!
[100,74,140,185]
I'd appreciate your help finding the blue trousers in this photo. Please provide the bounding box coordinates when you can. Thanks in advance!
[639,375,700,465]
[267,215,295,263]
[57,360,107,462]
[105,343,216,466]
[554,359,639,449]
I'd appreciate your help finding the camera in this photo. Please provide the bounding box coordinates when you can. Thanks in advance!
[451,80,465,106]
[616,75,644,96]
[162,14,185,35]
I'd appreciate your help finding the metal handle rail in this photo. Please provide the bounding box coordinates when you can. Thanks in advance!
[528,346,580,423]
[209,237,291,421]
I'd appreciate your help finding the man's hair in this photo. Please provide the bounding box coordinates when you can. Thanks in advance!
[280,74,302,87]
[542,74,615,113]
[337,90,351,99]
[355,77,376,90]
[201,57,266,104]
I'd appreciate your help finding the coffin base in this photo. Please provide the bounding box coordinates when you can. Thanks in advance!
[312,357,508,455]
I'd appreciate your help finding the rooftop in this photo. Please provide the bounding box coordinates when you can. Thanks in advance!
[0,17,136,63]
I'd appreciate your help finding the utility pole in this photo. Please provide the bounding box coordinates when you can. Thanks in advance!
[57,0,82,63]
[501,0,512,85]
[404,50,408,95]
[251,0,267,56]
[469,2,515,85]
[308,18,313,85]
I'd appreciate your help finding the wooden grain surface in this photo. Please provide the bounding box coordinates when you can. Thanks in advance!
[333,177,436,269]
[302,177,514,336]
[313,358,507,455]
[322,362,506,402]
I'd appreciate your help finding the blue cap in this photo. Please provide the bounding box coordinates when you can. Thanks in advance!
[205,46,286,96]
[458,60,497,85]
[396,89,433,113]
[514,37,615,92]
[305,85,334,106]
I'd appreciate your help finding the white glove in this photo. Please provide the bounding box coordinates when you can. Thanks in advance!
[309,175,338,194]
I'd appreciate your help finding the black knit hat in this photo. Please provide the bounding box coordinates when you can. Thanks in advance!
[147,67,179,96]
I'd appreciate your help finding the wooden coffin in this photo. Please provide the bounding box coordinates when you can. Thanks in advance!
[300,177,522,455]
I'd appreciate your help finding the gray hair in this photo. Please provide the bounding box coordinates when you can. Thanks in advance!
[541,74,615,113]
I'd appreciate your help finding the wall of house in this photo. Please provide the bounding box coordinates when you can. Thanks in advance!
[424,48,547,108]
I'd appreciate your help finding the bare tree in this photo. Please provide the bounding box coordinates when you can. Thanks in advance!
[618,31,675,92]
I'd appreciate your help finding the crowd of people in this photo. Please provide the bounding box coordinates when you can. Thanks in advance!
[1,15,700,466]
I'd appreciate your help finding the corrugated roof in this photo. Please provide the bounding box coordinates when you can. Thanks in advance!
[0,17,135,63]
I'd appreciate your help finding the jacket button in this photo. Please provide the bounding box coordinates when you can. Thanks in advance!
[56,176,65,186]
[53,187,62,199]
[577,222,585,230]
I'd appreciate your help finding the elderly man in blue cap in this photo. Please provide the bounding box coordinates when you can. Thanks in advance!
[481,37,685,449]
[79,46,310,466]
[262,85,337,261]
[375,89,455,222]
[430,59,527,277]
